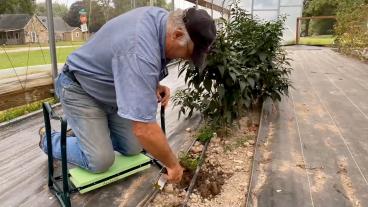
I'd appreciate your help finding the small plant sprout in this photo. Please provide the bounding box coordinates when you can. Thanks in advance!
[179,152,199,172]
[196,126,215,144]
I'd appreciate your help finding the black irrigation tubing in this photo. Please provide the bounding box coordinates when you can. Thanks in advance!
[139,168,164,207]
[185,136,199,155]
[182,139,211,207]
[140,137,198,207]
[245,101,265,207]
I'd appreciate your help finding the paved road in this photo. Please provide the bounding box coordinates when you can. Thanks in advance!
[0,63,201,206]
[0,45,81,54]
[0,64,64,94]
[0,64,63,77]
[248,46,368,207]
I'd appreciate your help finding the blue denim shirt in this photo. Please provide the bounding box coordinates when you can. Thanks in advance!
[66,7,169,122]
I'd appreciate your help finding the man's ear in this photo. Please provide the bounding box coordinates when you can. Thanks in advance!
[172,28,185,40]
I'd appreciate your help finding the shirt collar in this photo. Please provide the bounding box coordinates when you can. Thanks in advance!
[159,13,169,80]
[159,13,168,61]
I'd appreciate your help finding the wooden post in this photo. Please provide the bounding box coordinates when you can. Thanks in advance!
[221,0,225,17]
[211,0,213,17]
[296,17,300,45]
[46,0,58,95]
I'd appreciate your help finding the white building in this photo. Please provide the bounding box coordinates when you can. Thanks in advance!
[240,0,303,43]
[174,0,303,43]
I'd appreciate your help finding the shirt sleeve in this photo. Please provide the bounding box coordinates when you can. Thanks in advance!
[112,53,159,122]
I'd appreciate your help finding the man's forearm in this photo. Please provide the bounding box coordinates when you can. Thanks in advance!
[132,121,178,168]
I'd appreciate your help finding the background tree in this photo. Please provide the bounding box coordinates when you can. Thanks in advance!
[112,0,170,17]
[97,0,114,23]
[53,3,69,17]
[64,0,170,33]
[302,0,338,36]
[65,1,107,32]
[0,0,35,14]
[64,1,86,27]
[335,0,368,59]
[112,0,145,16]
[303,0,311,8]
[35,3,47,15]
[36,3,68,17]
[152,0,171,9]
[87,0,106,32]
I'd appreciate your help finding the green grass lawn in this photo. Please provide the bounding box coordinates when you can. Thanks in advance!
[299,35,335,46]
[2,41,85,49]
[0,46,80,70]
[54,41,85,46]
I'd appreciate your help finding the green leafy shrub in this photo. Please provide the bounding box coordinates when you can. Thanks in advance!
[172,3,292,127]
[335,0,368,60]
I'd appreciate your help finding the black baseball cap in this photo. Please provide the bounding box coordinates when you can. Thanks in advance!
[183,7,216,73]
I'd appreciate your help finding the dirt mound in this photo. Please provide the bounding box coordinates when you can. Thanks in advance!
[150,117,258,207]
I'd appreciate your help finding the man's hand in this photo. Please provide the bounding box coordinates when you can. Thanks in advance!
[166,163,183,183]
[156,84,170,107]
[133,121,183,183]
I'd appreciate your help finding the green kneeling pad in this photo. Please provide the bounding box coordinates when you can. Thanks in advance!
[69,153,151,193]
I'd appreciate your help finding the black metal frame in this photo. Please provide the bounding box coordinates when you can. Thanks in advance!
[42,103,166,207]
[42,102,71,207]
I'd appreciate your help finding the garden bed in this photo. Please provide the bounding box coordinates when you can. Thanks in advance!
[150,3,291,206]
[149,113,259,207]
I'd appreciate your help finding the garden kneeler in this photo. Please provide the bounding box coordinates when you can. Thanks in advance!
[42,102,166,207]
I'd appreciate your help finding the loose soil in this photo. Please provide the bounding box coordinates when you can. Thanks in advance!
[149,116,258,207]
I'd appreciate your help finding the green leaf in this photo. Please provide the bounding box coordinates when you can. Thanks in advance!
[225,78,233,86]
[226,111,232,124]
[259,53,267,61]
[255,72,260,79]
[239,81,246,92]
[244,98,251,108]
[249,49,257,55]
[218,65,225,77]
[230,73,237,82]
[247,78,255,89]
[218,86,225,98]
[204,78,212,92]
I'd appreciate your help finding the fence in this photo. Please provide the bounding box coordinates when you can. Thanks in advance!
[296,16,337,46]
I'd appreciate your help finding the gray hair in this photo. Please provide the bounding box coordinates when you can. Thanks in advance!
[168,9,191,42]
[168,9,186,28]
